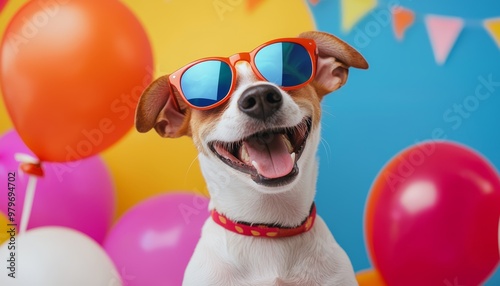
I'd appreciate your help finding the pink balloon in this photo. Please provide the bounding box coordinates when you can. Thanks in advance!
[104,193,209,286]
[366,141,500,286]
[0,130,115,244]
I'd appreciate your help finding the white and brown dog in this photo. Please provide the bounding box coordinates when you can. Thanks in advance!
[136,31,368,285]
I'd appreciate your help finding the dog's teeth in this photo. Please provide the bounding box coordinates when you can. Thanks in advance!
[282,134,294,153]
[251,160,259,170]
[291,152,296,162]
[240,144,251,164]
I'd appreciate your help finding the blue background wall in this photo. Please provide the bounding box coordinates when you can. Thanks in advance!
[310,0,500,284]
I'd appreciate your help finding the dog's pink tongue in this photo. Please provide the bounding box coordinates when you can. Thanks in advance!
[243,134,294,179]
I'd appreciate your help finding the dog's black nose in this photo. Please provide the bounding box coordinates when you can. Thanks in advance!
[238,85,283,120]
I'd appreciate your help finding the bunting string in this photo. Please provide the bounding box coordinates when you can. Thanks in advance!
[308,0,500,65]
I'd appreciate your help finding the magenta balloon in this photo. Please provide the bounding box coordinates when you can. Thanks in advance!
[104,193,209,286]
[498,220,500,257]
[366,141,500,286]
[0,130,115,243]
[0,0,6,12]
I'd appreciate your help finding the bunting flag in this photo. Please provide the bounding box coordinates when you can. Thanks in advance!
[337,1,500,66]
[392,7,415,41]
[246,0,265,12]
[424,15,464,65]
[341,0,377,32]
[484,18,500,49]
[309,0,320,5]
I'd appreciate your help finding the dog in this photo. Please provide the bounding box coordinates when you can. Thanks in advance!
[135,31,368,285]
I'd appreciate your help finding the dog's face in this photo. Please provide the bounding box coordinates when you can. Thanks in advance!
[191,68,316,191]
[136,31,367,194]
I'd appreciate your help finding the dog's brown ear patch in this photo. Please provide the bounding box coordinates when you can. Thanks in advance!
[300,31,368,96]
[300,31,368,69]
[135,75,190,138]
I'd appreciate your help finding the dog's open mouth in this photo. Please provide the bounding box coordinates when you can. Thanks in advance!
[209,118,312,186]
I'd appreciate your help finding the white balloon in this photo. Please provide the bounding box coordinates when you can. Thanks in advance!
[0,227,122,286]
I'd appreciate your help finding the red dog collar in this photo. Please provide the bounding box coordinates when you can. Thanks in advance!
[211,203,316,238]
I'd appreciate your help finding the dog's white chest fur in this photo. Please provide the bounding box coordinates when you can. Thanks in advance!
[183,217,357,286]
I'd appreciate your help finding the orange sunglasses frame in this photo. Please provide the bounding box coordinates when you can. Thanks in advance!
[167,37,318,111]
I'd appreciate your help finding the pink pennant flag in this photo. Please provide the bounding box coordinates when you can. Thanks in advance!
[309,0,320,5]
[425,15,464,65]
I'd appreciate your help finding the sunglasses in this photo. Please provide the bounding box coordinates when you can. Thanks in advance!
[167,38,318,110]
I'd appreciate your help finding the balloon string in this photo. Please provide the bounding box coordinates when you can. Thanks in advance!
[19,175,38,235]
[14,153,44,235]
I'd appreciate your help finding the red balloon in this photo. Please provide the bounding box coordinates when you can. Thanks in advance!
[366,141,500,286]
[0,0,153,162]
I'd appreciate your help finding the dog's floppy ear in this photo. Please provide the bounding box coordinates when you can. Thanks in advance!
[135,75,191,138]
[299,31,368,97]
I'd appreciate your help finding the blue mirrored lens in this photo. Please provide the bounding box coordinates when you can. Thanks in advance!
[255,42,313,87]
[180,60,232,107]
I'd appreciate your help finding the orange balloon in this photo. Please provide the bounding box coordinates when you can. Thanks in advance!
[0,0,153,162]
[356,269,387,286]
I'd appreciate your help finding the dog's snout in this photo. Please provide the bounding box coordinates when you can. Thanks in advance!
[238,85,283,120]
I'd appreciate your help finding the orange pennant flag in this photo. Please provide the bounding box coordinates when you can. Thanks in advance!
[309,0,320,5]
[247,0,265,12]
[484,18,500,49]
[392,6,415,41]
